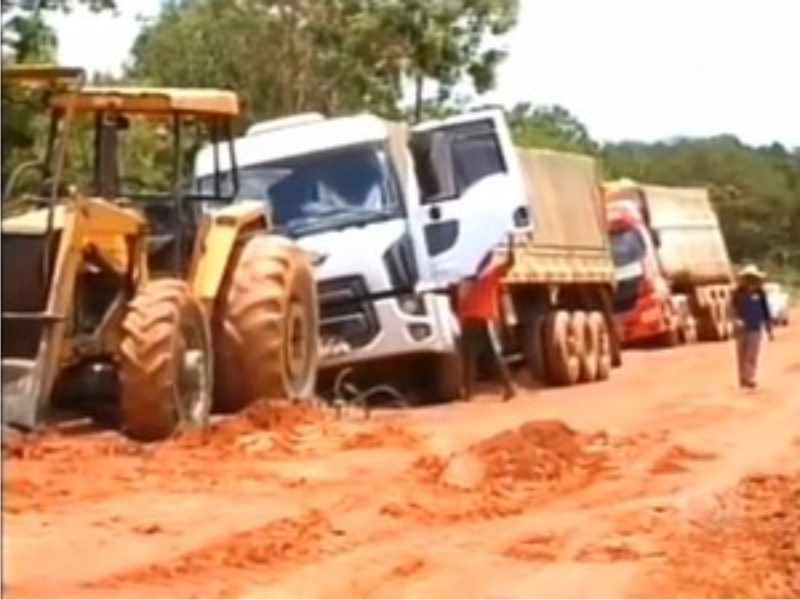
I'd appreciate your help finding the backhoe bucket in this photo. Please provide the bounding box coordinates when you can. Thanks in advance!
[2,357,49,429]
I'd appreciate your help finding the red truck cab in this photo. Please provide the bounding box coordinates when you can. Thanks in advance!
[604,184,675,345]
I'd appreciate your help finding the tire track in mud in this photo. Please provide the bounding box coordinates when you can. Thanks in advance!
[59,419,728,599]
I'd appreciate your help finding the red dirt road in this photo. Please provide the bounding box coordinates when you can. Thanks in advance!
[4,317,800,599]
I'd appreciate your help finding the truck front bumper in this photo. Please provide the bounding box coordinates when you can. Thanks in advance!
[319,292,459,369]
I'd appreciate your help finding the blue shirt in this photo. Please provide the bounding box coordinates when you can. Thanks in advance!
[732,288,772,332]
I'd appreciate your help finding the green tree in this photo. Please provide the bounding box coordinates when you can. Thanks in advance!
[509,103,599,155]
[2,0,117,189]
[128,0,518,123]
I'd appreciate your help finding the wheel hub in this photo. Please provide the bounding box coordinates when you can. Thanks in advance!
[286,299,308,384]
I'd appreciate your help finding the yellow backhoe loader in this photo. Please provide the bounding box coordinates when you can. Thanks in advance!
[1,65,320,441]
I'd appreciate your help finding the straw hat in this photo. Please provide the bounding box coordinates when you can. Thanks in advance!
[737,263,766,280]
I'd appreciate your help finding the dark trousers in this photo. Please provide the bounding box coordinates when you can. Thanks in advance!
[460,318,515,399]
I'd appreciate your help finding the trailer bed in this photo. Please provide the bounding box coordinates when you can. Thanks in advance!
[503,148,614,286]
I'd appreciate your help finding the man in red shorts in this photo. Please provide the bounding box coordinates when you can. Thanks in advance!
[456,236,517,401]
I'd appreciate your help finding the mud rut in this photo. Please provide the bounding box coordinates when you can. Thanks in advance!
[3,315,800,599]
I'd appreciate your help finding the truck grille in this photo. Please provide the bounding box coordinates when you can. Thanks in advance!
[317,275,378,349]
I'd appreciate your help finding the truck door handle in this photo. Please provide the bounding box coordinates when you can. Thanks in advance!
[428,205,442,221]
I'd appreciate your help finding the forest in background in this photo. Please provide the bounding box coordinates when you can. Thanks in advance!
[3,0,798,283]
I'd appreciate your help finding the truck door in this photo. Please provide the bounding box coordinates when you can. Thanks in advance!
[409,109,531,289]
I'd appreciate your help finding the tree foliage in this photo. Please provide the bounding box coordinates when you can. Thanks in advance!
[128,0,518,122]
[1,0,797,282]
[1,0,118,185]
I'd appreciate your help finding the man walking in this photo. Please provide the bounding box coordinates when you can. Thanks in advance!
[731,264,773,389]
[456,235,517,401]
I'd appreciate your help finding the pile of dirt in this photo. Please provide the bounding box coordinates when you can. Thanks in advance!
[173,399,324,452]
[420,420,608,492]
[649,444,718,475]
[470,420,600,483]
[390,421,611,524]
[642,471,800,598]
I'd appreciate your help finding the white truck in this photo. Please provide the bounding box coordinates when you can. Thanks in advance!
[194,110,531,401]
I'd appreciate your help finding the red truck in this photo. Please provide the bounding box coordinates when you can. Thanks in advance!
[602,179,735,346]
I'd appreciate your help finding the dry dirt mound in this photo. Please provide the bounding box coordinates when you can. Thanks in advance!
[385,420,611,524]
[641,471,800,598]
[4,400,324,462]
[172,399,323,453]
[420,420,608,492]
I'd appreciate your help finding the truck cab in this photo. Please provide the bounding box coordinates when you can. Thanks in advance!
[193,109,530,400]
[604,183,673,343]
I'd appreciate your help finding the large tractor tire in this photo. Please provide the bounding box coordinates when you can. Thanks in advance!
[214,234,319,412]
[521,313,550,384]
[545,310,581,387]
[119,279,213,442]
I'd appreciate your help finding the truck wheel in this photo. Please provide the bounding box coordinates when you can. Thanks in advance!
[657,318,682,347]
[215,234,319,412]
[590,312,612,382]
[573,311,597,382]
[701,298,729,342]
[119,279,213,442]
[545,310,581,386]
[521,314,550,384]
[681,316,699,344]
[580,311,600,382]
[428,352,463,403]
[710,299,726,341]
[607,314,623,368]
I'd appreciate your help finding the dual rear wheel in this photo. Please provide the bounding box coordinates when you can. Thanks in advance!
[522,309,613,387]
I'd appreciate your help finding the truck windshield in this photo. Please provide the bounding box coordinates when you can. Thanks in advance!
[609,227,647,313]
[609,228,646,267]
[195,144,402,236]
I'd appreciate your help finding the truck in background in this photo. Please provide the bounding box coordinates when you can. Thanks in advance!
[495,149,621,386]
[602,179,734,347]
[193,109,531,402]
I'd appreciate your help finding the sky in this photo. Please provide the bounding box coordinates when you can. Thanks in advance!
[50,0,800,146]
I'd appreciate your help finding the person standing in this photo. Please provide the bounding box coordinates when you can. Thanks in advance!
[731,264,773,389]
[456,236,517,401]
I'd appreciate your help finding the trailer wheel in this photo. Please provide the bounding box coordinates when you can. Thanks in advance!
[718,298,734,340]
[590,311,612,381]
[545,310,581,386]
[579,311,600,382]
[699,297,728,342]
[681,316,698,344]
[521,314,550,384]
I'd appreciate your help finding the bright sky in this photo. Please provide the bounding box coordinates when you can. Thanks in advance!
[51,0,800,146]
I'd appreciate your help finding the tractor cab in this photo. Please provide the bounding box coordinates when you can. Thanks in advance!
[44,86,243,276]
